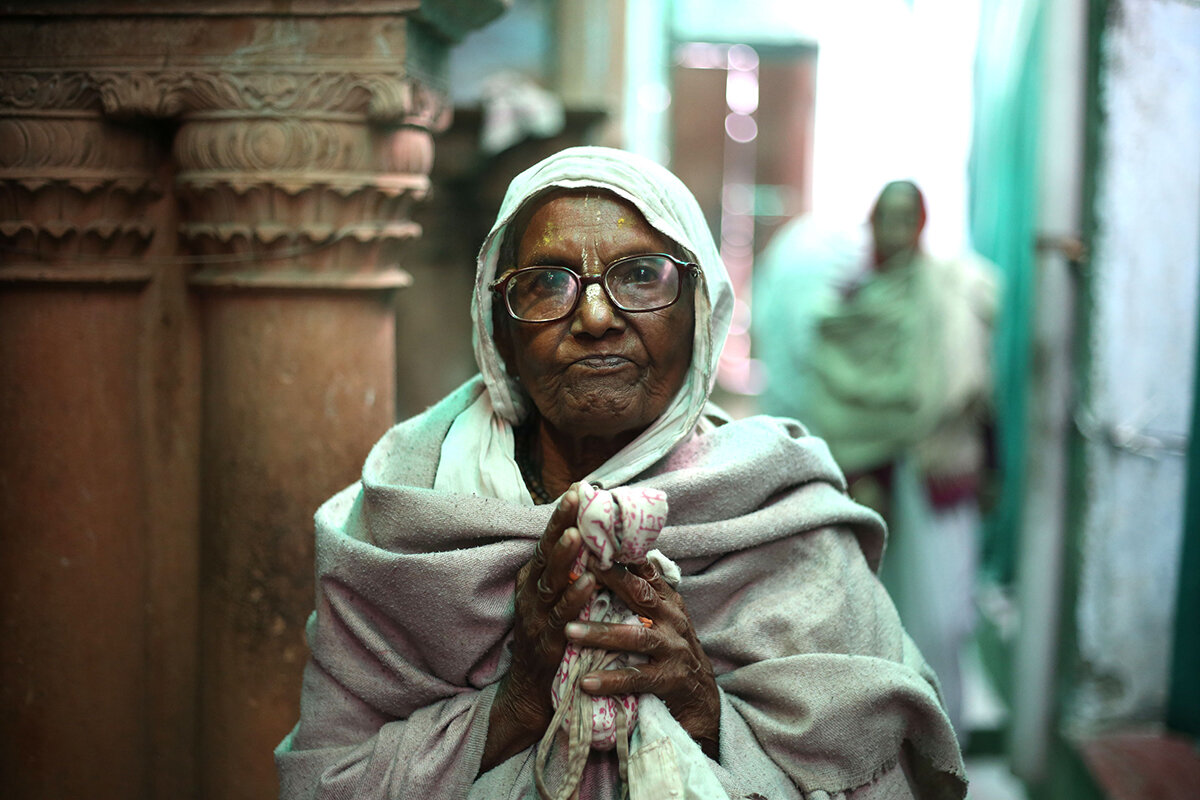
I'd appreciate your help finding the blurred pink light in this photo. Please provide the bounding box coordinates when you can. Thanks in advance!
[726,69,759,114]
[724,112,758,143]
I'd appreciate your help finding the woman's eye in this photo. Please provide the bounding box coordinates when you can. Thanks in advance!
[531,270,570,293]
[615,259,667,286]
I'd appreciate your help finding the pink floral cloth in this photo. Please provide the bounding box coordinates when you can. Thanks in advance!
[549,481,669,749]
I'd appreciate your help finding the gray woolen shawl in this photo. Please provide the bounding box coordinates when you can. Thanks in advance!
[275,375,967,799]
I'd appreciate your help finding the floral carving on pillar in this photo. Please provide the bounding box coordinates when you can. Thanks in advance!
[0,61,450,287]
[0,71,162,277]
[80,67,448,290]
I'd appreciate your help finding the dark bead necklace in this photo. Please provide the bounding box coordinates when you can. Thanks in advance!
[515,421,554,504]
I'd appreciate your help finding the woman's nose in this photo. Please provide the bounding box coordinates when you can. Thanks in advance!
[570,282,625,338]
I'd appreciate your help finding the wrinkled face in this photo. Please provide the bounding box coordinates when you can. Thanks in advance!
[871,183,924,263]
[494,190,696,439]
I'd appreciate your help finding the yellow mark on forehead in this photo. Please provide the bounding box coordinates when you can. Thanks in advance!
[617,217,626,226]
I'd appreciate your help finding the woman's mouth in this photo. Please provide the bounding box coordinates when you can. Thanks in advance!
[573,355,634,372]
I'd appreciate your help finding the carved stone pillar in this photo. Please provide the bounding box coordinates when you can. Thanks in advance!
[0,69,180,800]
[0,4,507,800]
[164,66,445,800]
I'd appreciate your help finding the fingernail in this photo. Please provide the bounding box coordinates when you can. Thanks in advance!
[581,676,600,692]
[564,622,586,638]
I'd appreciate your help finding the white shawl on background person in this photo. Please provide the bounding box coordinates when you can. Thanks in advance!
[795,251,997,479]
[754,219,998,482]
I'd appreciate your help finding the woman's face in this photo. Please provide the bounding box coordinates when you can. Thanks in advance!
[871,183,924,264]
[495,190,695,440]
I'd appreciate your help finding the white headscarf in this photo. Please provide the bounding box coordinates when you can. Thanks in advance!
[434,146,735,503]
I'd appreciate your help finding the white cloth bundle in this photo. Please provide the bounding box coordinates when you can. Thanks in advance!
[551,482,669,750]
[535,482,668,800]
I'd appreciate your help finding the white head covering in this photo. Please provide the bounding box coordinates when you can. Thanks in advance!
[434,146,734,502]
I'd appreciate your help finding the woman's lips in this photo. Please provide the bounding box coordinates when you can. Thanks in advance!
[573,355,634,372]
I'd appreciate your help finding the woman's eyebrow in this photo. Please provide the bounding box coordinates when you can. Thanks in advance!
[522,254,574,268]
[522,244,674,269]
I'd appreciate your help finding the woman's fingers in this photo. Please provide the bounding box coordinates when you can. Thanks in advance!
[532,570,594,663]
[547,484,580,533]
[540,526,582,597]
[533,485,580,570]
[525,484,584,609]
[547,572,594,630]
[511,483,596,670]
[558,557,722,747]
[580,666,650,696]
[594,563,649,605]
[592,561,683,627]
[565,619,659,655]
[567,612,720,745]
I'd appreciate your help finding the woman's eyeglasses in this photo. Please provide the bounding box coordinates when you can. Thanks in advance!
[490,253,698,323]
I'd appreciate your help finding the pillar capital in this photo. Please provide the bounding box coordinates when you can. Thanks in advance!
[85,67,449,128]
[0,4,507,290]
[0,72,161,281]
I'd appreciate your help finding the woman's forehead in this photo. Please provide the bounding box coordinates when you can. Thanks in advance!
[515,189,672,258]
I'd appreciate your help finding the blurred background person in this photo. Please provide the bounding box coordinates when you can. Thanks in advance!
[754,179,999,742]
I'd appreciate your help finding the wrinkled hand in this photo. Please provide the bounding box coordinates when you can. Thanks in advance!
[566,560,720,758]
[481,485,596,773]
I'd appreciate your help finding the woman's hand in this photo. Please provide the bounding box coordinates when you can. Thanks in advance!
[566,560,721,759]
[481,485,596,774]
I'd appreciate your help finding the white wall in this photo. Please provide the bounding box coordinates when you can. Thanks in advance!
[808,0,982,259]
[1074,0,1200,728]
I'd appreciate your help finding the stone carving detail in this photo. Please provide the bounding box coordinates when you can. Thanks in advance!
[0,115,152,175]
[1,64,448,284]
[0,69,451,126]
[95,70,195,119]
[383,126,436,178]
[91,69,450,127]
[0,114,161,268]
[176,119,371,173]
[175,115,429,279]
[0,71,98,113]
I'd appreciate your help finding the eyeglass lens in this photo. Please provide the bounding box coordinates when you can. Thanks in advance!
[505,255,682,322]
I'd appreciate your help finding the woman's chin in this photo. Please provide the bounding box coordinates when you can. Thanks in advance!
[543,393,656,442]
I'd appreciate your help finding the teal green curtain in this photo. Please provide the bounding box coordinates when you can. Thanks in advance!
[968,0,1044,584]
[1168,260,1200,738]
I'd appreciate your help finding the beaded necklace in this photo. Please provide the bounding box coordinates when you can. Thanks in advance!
[515,421,554,504]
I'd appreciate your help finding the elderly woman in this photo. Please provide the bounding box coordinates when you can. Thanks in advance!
[275,147,966,799]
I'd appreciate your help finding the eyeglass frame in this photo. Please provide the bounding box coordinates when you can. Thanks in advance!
[489,252,700,323]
